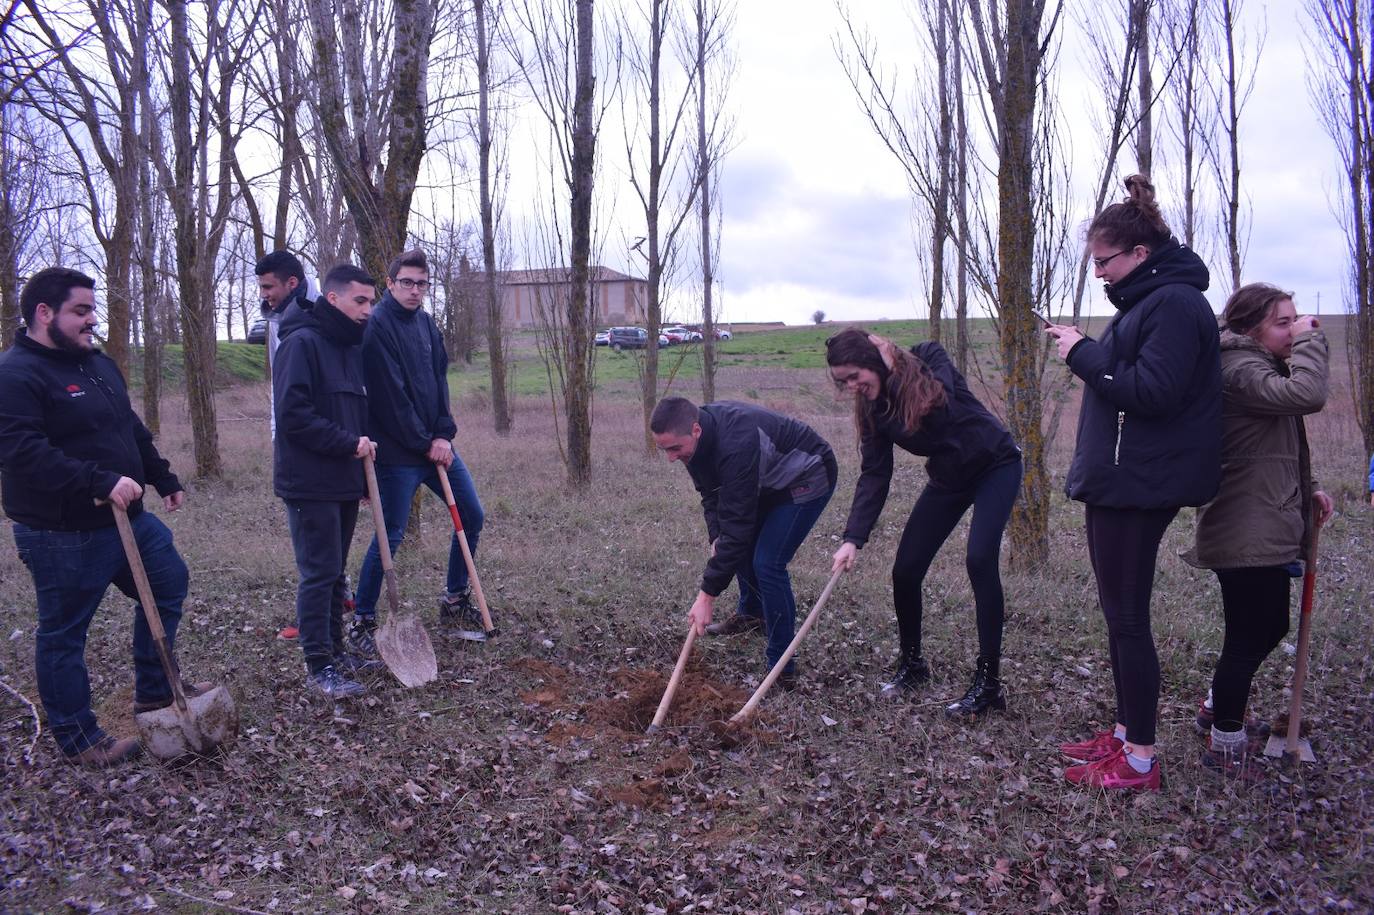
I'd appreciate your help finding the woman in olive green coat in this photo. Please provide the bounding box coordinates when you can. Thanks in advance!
[1189,283,1334,775]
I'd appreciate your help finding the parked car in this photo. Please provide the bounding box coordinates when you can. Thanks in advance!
[247,318,268,344]
[662,326,700,343]
[594,330,610,346]
[607,326,649,351]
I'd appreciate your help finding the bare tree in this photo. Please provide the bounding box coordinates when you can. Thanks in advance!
[512,0,613,487]
[966,0,1065,567]
[1133,0,1154,173]
[1212,0,1262,290]
[690,0,734,403]
[1307,0,1373,451]
[306,0,439,282]
[1161,0,1213,248]
[16,0,147,373]
[475,0,514,432]
[621,0,710,454]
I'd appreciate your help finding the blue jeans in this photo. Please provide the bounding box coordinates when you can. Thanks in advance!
[734,487,834,674]
[13,513,188,757]
[354,456,484,616]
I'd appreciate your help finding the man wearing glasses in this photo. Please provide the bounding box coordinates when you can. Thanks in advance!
[347,249,488,651]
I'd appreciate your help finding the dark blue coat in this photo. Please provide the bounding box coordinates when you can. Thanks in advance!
[1064,240,1222,509]
[272,297,368,501]
[362,292,457,465]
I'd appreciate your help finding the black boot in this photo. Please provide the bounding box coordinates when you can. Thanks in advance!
[880,647,930,697]
[945,656,1006,719]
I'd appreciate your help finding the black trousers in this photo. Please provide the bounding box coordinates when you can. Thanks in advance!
[891,458,1022,661]
[285,499,360,674]
[1084,504,1178,746]
[1210,566,1292,729]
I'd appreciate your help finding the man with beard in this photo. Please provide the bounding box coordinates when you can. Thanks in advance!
[273,263,382,697]
[0,267,197,767]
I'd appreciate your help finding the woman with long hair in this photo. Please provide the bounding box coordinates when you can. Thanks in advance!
[1188,283,1332,777]
[826,329,1022,718]
[1045,174,1222,791]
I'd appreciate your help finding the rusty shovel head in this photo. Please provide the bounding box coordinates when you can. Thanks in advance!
[135,684,239,761]
[376,612,438,688]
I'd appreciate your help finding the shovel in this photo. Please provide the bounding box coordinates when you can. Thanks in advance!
[1265,520,1323,763]
[111,504,238,760]
[730,567,844,725]
[646,625,698,734]
[364,455,438,688]
[436,464,497,641]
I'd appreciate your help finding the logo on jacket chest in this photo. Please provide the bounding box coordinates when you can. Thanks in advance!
[65,384,85,398]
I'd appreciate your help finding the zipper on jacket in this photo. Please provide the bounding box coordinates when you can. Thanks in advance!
[1114,411,1125,466]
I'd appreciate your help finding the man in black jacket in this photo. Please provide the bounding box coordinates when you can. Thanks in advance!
[273,263,381,697]
[0,268,193,767]
[255,249,312,641]
[349,249,486,647]
[651,397,836,686]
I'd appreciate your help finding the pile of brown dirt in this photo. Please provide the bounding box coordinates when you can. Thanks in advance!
[512,658,574,710]
[586,666,751,733]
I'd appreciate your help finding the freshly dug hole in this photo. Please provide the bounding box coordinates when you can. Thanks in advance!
[586,665,751,733]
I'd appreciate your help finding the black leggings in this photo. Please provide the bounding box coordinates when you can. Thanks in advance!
[1084,504,1178,746]
[1210,566,1292,729]
[891,458,1022,661]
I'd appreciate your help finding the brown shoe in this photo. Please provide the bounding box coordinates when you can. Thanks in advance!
[133,680,213,714]
[705,614,764,636]
[66,735,142,768]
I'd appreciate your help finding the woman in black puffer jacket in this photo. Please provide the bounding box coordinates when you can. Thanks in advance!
[1045,174,1222,792]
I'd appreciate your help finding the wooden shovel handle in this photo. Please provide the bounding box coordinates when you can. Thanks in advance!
[1284,518,1323,755]
[731,567,845,724]
[649,625,698,731]
[363,455,400,612]
[436,465,495,633]
[111,504,188,714]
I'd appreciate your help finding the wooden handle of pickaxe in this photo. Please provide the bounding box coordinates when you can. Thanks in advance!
[436,466,495,633]
[363,455,400,613]
[730,567,845,724]
[1284,519,1323,755]
[110,503,189,714]
[648,625,698,732]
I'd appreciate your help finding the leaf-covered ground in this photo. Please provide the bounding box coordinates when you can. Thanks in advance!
[2,367,1373,913]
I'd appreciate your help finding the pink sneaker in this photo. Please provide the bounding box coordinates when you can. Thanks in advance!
[1059,730,1123,762]
[1064,747,1121,784]
[1082,750,1161,791]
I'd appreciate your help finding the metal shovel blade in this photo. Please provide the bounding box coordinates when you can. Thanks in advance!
[376,612,438,688]
[1263,733,1316,762]
[135,685,239,760]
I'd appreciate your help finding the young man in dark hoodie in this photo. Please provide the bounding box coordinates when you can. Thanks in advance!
[0,267,196,767]
[651,396,837,687]
[273,263,381,697]
[255,249,312,641]
[348,249,487,650]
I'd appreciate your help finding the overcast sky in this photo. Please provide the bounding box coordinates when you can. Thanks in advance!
[691,0,1346,326]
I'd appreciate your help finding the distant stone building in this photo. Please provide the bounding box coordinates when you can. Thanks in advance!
[485,266,649,329]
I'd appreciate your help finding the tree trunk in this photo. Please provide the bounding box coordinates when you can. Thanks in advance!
[476,0,512,433]
[953,1,970,373]
[696,0,717,403]
[0,105,18,350]
[997,0,1050,569]
[1220,0,1243,289]
[168,0,221,478]
[565,0,597,487]
[135,0,160,433]
[1134,0,1153,174]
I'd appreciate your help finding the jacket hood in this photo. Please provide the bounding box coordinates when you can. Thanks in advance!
[261,282,309,318]
[278,295,365,346]
[14,328,99,364]
[1219,327,1289,374]
[378,290,420,321]
[1104,239,1210,310]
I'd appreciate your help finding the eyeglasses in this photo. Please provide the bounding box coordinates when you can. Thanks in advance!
[396,278,431,291]
[1092,249,1132,269]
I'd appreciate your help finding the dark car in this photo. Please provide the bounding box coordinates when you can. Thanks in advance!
[247,318,268,344]
[607,326,649,351]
